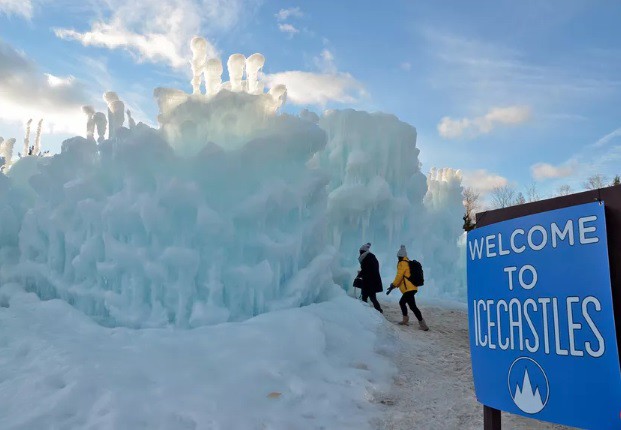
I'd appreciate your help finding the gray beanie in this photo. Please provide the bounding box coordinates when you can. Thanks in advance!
[360,243,371,252]
[397,245,407,258]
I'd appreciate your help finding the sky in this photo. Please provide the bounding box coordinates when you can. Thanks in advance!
[0,0,620,199]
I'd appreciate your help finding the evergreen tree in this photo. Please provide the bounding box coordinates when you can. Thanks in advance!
[463,213,475,232]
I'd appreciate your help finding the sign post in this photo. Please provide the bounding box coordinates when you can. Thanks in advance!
[483,406,501,430]
[468,201,621,429]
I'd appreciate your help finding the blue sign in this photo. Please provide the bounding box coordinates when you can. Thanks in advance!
[467,202,621,429]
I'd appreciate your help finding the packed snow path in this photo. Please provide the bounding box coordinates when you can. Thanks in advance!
[371,301,572,430]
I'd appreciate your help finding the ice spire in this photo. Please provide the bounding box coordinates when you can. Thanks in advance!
[190,37,208,95]
[127,109,136,129]
[0,137,16,170]
[0,137,7,169]
[34,119,43,156]
[245,53,265,94]
[227,54,246,92]
[82,105,96,140]
[23,119,32,155]
[93,112,107,143]
[104,92,125,138]
[204,58,223,96]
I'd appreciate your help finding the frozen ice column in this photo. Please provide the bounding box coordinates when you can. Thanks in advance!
[245,53,265,95]
[93,112,107,143]
[204,58,223,96]
[34,119,43,156]
[104,92,125,139]
[0,137,16,170]
[82,105,96,140]
[227,54,246,92]
[23,119,32,155]
[190,36,208,95]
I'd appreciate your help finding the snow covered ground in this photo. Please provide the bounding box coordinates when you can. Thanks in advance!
[372,298,573,430]
[0,288,395,430]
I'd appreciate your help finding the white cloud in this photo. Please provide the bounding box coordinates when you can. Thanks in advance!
[438,105,531,139]
[0,40,92,135]
[54,0,249,69]
[314,49,336,73]
[278,23,299,35]
[462,169,508,193]
[0,0,32,18]
[594,127,621,148]
[531,162,576,181]
[423,28,621,111]
[275,7,302,21]
[266,48,364,106]
[266,71,365,106]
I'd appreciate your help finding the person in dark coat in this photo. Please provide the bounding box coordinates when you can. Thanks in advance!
[358,243,383,313]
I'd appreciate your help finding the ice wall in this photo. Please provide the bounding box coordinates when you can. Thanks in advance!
[3,110,335,328]
[315,110,464,298]
[422,168,466,298]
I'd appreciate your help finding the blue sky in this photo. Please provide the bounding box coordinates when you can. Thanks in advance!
[0,0,620,198]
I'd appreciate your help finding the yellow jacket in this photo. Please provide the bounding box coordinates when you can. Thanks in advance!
[392,258,417,293]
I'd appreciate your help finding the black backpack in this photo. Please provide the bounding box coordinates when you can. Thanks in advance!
[406,259,424,286]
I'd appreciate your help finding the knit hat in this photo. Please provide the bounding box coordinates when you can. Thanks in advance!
[360,243,371,252]
[397,245,407,258]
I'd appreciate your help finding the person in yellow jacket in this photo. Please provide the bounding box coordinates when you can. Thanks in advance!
[387,245,429,330]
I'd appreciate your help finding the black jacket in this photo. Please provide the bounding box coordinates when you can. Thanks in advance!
[359,252,383,293]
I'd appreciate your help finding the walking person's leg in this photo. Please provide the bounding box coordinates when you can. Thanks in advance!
[368,292,383,313]
[406,291,429,330]
[406,292,423,321]
[398,293,409,325]
[361,291,369,303]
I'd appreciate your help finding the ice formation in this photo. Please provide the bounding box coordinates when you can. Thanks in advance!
[190,36,209,95]
[82,105,96,139]
[104,91,125,138]
[245,53,265,95]
[0,41,466,330]
[0,137,15,166]
[34,119,43,156]
[126,109,136,129]
[23,118,32,155]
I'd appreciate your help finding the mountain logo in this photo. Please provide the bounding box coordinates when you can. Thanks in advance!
[507,357,549,414]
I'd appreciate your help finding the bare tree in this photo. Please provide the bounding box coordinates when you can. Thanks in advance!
[525,183,540,203]
[462,187,480,231]
[514,192,526,205]
[555,184,572,196]
[583,174,608,190]
[490,185,516,209]
[612,175,621,186]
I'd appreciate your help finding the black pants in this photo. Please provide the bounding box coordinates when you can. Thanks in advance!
[362,291,383,313]
[399,290,423,321]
